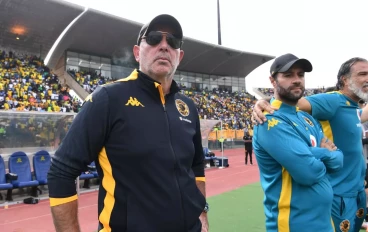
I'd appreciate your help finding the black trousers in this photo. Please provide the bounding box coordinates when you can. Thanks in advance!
[245,148,253,164]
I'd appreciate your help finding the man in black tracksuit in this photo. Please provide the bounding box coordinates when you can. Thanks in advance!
[48,14,209,232]
[243,130,253,165]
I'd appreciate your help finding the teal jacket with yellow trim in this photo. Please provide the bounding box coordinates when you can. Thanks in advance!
[253,99,343,232]
[47,70,206,232]
[306,91,366,197]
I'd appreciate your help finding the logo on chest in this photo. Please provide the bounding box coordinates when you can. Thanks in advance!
[310,134,317,147]
[303,116,314,127]
[175,99,190,117]
[125,97,144,107]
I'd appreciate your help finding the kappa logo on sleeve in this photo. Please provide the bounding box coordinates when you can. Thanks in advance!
[267,118,281,130]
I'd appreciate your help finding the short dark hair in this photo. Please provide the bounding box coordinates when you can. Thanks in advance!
[336,57,368,90]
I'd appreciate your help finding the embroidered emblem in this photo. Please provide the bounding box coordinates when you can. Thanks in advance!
[175,99,190,117]
[339,219,350,232]
[267,118,280,130]
[303,116,314,127]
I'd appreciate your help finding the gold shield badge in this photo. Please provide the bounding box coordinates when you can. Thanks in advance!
[303,116,314,127]
[175,99,190,117]
[339,219,350,232]
[356,208,365,218]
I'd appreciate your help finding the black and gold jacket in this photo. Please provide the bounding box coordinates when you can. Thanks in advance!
[48,69,206,232]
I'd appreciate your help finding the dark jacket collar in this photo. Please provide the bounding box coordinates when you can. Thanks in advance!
[137,69,180,95]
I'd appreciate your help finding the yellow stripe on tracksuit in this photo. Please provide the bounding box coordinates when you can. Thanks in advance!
[98,147,116,232]
[278,168,292,232]
[49,194,78,207]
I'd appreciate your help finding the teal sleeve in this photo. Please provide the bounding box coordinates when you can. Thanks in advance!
[309,147,343,173]
[257,116,327,186]
[305,94,340,120]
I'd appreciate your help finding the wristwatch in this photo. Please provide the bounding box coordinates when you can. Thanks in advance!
[203,202,209,213]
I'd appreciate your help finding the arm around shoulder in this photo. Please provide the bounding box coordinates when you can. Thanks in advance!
[297,97,312,114]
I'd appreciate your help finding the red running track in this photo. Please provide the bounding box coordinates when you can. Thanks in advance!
[0,148,260,232]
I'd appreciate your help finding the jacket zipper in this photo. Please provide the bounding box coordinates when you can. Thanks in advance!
[155,83,187,230]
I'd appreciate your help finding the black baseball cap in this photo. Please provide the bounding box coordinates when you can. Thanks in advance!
[270,53,313,76]
[137,14,183,45]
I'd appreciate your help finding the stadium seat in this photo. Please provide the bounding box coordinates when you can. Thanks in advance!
[33,150,51,185]
[79,172,95,180]
[0,155,14,201]
[8,152,39,198]
[89,161,98,178]
[79,163,95,189]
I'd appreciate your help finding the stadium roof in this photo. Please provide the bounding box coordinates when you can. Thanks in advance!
[0,0,275,77]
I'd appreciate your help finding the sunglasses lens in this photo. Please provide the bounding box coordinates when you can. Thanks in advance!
[145,32,163,46]
[166,34,181,49]
[145,31,181,49]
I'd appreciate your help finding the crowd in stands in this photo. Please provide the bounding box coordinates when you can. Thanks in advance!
[68,69,113,93]
[183,88,254,130]
[258,87,331,97]
[0,50,81,113]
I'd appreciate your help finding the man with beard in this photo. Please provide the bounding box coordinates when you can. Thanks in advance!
[253,53,343,232]
[253,57,368,232]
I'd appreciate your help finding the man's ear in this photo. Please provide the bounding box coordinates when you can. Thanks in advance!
[133,45,140,62]
[269,76,276,88]
[179,50,184,63]
[341,75,348,87]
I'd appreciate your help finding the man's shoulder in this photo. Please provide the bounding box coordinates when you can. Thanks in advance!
[256,113,289,131]
[82,78,137,104]
[101,77,138,95]
[306,91,343,101]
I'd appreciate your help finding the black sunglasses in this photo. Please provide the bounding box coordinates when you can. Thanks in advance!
[141,31,183,49]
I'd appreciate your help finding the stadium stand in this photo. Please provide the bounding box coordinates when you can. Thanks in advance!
[67,69,113,94]
[0,50,82,112]
[256,87,332,98]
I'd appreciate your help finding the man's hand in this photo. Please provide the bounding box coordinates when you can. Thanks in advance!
[320,137,337,151]
[251,99,278,125]
[200,212,209,232]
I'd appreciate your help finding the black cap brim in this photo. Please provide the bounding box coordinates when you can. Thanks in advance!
[278,59,313,73]
[137,14,183,45]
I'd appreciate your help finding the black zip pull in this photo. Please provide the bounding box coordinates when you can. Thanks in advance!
[163,104,166,112]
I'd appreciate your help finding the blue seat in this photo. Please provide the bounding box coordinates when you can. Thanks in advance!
[0,155,12,190]
[33,150,51,185]
[8,152,39,188]
[89,161,98,178]
[79,172,95,180]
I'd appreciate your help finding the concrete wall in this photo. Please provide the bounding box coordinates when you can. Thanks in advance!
[54,55,89,100]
